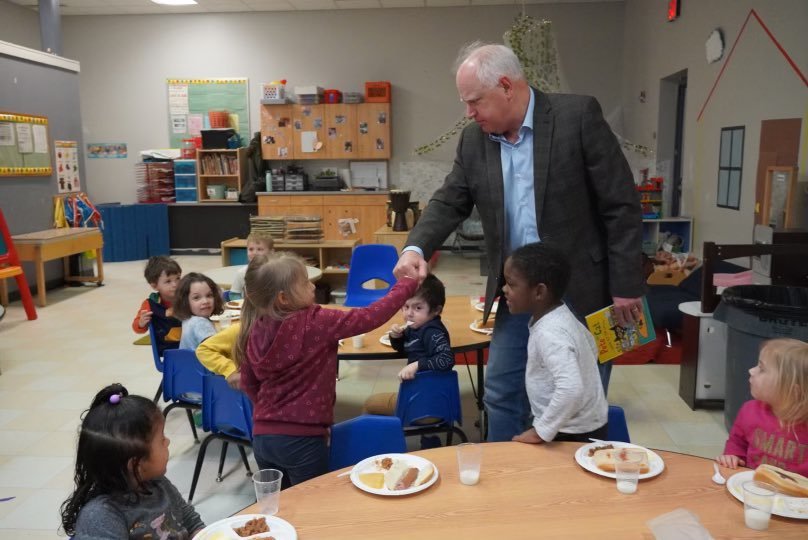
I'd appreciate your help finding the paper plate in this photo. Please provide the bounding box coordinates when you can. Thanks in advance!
[575,441,665,480]
[726,470,808,519]
[193,514,297,540]
[469,319,494,335]
[379,333,392,347]
[349,453,439,496]
[210,309,240,322]
[225,299,244,310]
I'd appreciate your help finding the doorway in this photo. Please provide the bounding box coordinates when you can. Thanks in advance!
[755,119,801,225]
[657,70,687,217]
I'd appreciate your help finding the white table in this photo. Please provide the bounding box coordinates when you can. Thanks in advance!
[206,265,322,290]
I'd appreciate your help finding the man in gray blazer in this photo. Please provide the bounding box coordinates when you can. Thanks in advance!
[394,43,646,442]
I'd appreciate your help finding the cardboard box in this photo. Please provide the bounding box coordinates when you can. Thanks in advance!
[647,269,688,286]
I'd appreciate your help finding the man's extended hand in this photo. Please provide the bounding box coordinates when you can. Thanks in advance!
[612,296,644,327]
[393,250,428,283]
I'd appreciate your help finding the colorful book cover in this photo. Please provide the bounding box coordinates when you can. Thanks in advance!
[585,297,656,363]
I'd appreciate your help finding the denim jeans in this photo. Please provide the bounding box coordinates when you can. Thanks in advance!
[252,433,329,489]
[484,304,532,442]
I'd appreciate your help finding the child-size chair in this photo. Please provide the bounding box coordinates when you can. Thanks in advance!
[344,244,398,307]
[329,414,407,471]
[395,370,468,446]
[162,348,210,442]
[188,373,254,502]
[0,209,37,320]
[607,405,631,443]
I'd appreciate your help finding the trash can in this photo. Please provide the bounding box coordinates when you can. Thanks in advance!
[713,285,808,430]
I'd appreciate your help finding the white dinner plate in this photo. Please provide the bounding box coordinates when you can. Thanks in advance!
[575,441,665,480]
[225,299,244,310]
[474,300,498,313]
[349,453,439,496]
[210,309,240,322]
[379,333,392,347]
[193,514,297,540]
[726,470,808,519]
[469,319,494,335]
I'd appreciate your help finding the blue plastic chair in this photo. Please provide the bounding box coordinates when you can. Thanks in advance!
[343,244,399,307]
[395,370,468,446]
[188,374,254,502]
[162,348,210,442]
[329,415,407,471]
[607,405,630,443]
[147,308,181,403]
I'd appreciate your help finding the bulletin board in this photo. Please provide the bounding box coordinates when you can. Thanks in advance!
[0,111,52,176]
[166,78,249,149]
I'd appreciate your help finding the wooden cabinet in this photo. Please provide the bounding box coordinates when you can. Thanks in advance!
[196,148,245,202]
[261,103,390,160]
[258,193,388,245]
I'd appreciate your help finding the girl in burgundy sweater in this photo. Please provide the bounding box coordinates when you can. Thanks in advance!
[235,252,418,487]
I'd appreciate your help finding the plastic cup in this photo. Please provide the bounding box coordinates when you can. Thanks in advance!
[352,334,365,349]
[457,442,482,485]
[742,481,776,531]
[253,469,283,515]
[219,313,232,329]
[615,449,644,494]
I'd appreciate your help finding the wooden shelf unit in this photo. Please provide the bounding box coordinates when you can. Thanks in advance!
[642,217,693,256]
[196,148,246,202]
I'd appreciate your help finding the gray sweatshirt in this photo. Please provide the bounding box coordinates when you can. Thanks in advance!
[73,476,205,539]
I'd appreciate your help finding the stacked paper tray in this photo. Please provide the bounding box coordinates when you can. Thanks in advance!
[249,215,286,240]
[284,215,323,243]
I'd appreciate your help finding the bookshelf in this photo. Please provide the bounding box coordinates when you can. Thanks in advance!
[196,148,246,202]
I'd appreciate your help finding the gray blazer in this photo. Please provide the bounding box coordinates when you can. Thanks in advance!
[407,89,645,320]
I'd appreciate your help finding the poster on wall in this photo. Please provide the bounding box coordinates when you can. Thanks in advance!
[166,78,249,148]
[86,143,127,159]
[0,112,52,176]
[55,140,81,193]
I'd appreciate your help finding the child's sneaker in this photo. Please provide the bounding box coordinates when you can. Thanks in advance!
[193,410,203,427]
[420,435,442,449]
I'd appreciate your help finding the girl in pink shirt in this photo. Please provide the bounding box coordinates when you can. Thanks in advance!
[717,338,808,476]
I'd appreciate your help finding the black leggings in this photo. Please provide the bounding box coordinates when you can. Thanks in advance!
[552,423,608,443]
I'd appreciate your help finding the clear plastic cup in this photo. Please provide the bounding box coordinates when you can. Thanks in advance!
[253,469,283,515]
[219,312,232,329]
[615,449,644,494]
[457,442,482,485]
[351,334,365,349]
[742,481,776,531]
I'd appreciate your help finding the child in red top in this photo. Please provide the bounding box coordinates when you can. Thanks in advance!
[717,338,808,476]
[131,256,182,334]
[235,252,418,487]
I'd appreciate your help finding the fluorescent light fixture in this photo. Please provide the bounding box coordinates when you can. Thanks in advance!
[151,0,198,5]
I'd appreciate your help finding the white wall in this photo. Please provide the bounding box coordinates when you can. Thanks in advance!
[621,0,808,251]
[0,0,41,50]
[60,4,626,204]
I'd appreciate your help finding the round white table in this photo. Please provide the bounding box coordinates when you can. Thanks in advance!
[206,265,322,289]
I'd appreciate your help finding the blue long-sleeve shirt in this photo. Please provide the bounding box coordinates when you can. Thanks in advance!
[389,317,454,372]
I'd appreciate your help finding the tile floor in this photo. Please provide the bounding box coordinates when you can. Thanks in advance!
[0,251,728,538]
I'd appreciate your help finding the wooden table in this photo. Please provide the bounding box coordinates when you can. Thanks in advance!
[206,265,322,290]
[238,441,806,539]
[337,296,491,438]
[11,227,104,307]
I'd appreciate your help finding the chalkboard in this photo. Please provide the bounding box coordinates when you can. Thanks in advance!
[166,78,249,149]
[0,111,52,176]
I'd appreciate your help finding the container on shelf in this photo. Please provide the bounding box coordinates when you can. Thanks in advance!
[225,188,239,201]
[364,81,391,103]
[181,139,196,159]
[209,110,230,129]
[207,184,226,200]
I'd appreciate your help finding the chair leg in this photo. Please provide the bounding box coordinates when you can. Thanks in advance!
[217,441,229,482]
[185,408,199,442]
[14,274,37,321]
[153,382,163,404]
[446,427,453,447]
[237,445,253,477]
[188,434,216,502]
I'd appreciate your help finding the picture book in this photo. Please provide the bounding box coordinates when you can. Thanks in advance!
[585,297,656,364]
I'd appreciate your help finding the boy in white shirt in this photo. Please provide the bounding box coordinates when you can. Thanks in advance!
[504,242,608,444]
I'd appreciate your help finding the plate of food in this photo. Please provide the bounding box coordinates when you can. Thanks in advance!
[210,309,241,322]
[469,318,495,335]
[379,333,392,347]
[193,514,297,540]
[473,300,498,313]
[726,467,808,519]
[350,453,438,496]
[575,442,665,480]
[225,299,244,310]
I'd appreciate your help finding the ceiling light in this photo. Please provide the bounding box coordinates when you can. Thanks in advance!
[151,0,198,5]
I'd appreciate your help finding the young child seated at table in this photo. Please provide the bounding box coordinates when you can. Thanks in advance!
[235,252,417,487]
[229,231,275,301]
[506,242,608,444]
[364,274,454,414]
[60,383,205,539]
[197,322,241,389]
[173,272,224,351]
[131,256,181,334]
[717,338,808,475]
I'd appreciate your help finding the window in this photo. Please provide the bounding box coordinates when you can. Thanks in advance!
[717,126,744,209]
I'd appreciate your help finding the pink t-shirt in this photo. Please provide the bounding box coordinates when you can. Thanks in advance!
[724,400,808,476]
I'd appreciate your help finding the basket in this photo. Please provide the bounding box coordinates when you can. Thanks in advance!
[208,110,230,129]
[262,83,285,101]
[365,81,391,103]
[324,89,342,104]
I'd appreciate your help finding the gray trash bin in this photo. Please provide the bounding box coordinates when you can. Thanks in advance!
[713,285,808,430]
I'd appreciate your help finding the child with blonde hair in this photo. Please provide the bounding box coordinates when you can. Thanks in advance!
[229,231,275,300]
[235,252,418,487]
[717,338,808,475]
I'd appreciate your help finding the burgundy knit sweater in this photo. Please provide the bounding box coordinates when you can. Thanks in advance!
[241,278,417,437]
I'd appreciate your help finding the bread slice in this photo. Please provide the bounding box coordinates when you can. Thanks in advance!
[414,464,435,486]
[753,464,808,497]
[593,448,650,474]
[384,461,419,491]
